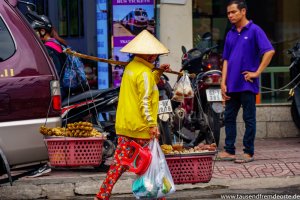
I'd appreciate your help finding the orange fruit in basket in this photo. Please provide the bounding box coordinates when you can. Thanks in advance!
[172,143,183,151]
[208,146,216,151]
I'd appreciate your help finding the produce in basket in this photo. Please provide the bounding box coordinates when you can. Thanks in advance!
[172,143,184,151]
[161,143,217,155]
[194,143,217,152]
[161,144,173,154]
[171,71,194,102]
[39,121,102,137]
[40,126,66,136]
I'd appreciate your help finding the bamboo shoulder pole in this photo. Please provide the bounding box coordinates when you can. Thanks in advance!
[64,48,195,78]
[64,48,129,66]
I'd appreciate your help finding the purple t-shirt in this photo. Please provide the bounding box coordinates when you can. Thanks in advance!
[223,21,274,94]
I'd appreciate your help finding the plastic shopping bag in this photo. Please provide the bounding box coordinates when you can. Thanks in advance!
[172,71,194,102]
[132,139,175,199]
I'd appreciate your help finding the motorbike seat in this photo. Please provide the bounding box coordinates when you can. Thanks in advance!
[61,88,119,107]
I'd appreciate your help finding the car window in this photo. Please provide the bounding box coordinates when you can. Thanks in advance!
[0,16,16,62]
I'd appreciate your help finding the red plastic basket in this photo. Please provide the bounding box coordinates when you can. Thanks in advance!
[165,152,216,184]
[44,137,104,167]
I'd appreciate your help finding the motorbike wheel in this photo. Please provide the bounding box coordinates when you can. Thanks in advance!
[291,100,300,129]
[207,104,221,146]
[90,115,117,170]
[172,108,198,144]
[158,119,172,145]
[172,114,194,144]
[102,140,116,158]
[173,128,193,143]
[94,140,116,172]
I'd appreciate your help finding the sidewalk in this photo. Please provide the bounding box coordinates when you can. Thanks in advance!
[0,137,300,199]
[214,137,300,179]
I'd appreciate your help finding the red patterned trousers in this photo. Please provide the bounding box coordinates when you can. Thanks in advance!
[96,136,150,200]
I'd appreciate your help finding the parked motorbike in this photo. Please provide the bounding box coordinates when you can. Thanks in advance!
[61,87,119,159]
[157,74,173,145]
[172,45,224,146]
[287,42,300,129]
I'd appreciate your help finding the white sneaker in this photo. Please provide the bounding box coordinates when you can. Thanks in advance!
[28,164,51,178]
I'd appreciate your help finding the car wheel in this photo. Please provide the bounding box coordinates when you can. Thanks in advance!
[0,157,6,176]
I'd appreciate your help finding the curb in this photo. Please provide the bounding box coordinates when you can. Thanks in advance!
[1,173,300,199]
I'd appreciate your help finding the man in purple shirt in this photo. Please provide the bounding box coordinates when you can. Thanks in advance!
[218,0,275,163]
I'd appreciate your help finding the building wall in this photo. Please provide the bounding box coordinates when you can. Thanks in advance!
[281,0,300,64]
[47,0,97,55]
[159,1,193,86]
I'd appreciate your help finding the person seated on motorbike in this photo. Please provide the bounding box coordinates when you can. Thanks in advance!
[27,12,69,99]
[94,30,171,200]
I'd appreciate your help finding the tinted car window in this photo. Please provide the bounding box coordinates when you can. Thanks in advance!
[0,17,16,62]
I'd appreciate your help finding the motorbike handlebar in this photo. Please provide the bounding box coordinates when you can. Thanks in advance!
[288,42,300,58]
[288,49,300,59]
[293,51,300,58]
[182,45,219,69]
[289,57,300,70]
[198,45,219,56]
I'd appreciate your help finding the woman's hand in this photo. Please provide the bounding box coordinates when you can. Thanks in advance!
[159,64,171,72]
[149,126,160,139]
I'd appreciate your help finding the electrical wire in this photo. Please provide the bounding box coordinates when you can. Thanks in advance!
[259,72,300,94]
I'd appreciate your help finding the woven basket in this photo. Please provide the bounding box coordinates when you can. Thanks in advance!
[45,137,104,167]
[165,152,216,184]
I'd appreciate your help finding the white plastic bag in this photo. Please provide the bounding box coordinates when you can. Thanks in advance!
[132,139,176,199]
[172,71,194,102]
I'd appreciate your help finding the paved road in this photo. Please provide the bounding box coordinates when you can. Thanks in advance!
[112,185,300,200]
[1,138,300,199]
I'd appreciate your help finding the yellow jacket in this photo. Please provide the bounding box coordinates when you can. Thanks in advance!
[115,56,162,139]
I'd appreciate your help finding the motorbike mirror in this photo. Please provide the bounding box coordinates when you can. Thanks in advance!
[18,0,36,12]
[200,45,219,59]
[181,46,187,54]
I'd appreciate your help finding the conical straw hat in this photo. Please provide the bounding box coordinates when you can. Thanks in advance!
[120,30,169,55]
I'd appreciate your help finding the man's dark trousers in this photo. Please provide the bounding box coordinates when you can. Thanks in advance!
[224,91,256,156]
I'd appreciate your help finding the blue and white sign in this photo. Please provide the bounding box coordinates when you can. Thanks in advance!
[96,0,109,89]
[111,0,155,87]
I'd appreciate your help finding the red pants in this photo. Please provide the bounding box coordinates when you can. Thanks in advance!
[96,136,150,200]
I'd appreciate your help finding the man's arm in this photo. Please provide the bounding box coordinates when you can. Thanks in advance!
[221,60,230,100]
[242,50,275,81]
[152,63,171,83]
[256,50,275,75]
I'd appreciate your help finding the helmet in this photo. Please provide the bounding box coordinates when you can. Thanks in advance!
[27,12,52,32]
